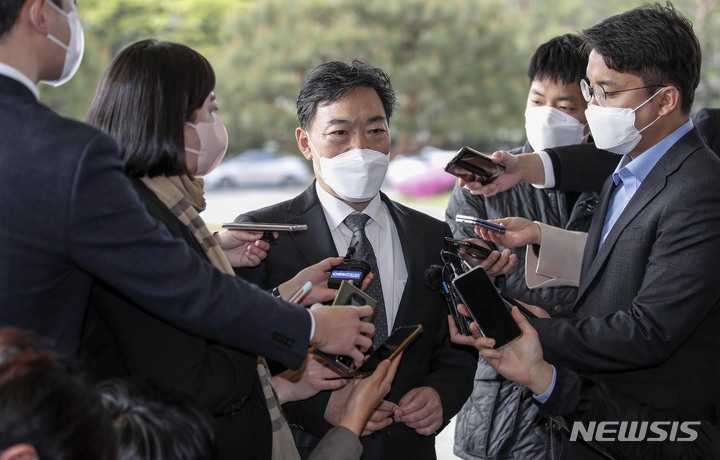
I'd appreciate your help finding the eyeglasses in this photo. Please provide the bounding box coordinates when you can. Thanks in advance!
[580,78,663,107]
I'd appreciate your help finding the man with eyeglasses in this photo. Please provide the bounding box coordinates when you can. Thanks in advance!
[454,3,720,458]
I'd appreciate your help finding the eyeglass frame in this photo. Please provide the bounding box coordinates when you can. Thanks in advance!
[580,78,664,107]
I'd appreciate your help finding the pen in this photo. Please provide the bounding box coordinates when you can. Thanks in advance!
[289,281,312,304]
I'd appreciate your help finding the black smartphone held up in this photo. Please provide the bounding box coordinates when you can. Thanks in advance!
[444,237,493,260]
[444,146,506,184]
[452,266,522,349]
[355,324,423,377]
[455,215,507,234]
[313,281,377,376]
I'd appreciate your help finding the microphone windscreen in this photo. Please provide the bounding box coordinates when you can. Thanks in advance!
[424,265,444,291]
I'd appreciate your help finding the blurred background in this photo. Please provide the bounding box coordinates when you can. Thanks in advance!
[44,0,720,223]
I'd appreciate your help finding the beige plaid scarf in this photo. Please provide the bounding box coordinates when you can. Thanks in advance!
[141,174,299,460]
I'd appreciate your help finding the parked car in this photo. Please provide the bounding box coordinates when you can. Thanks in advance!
[203,149,312,189]
[385,147,457,198]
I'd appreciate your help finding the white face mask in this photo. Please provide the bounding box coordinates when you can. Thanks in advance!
[311,144,390,202]
[585,88,664,155]
[185,114,229,177]
[524,106,587,151]
[38,1,85,87]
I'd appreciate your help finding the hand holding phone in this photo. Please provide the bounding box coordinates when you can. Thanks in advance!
[445,146,505,184]
[313,282,377,376]
[355,324,422,377]
[452,266,521,349]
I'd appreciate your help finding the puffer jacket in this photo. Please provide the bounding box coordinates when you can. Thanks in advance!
[446,143,598,460]
[453,360,564,460]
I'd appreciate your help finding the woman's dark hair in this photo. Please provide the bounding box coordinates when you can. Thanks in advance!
[296,59,396,130]
[86,39,216,177]
[528,34,588,86]
[582,2,700,114]
[98,378,217,460]
[0,329,117,460]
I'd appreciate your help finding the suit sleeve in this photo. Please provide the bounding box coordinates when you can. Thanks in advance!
[530,155,720,372]
[308,426,362,460]
[537,368,720,458]
[544,144,619,193]
[67,133,311,369]
[525,223,586,288]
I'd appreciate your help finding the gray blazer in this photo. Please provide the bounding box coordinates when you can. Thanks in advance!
[534,130,720,458]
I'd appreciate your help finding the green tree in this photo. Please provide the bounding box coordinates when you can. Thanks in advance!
[214,0,529,154]
[40,0,720,149]
[41,0,244,121]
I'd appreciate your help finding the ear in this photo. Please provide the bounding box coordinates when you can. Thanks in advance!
[296,127,313,161]
[0,444,38,460]
[27,0,49,34]
[657,85,680,116]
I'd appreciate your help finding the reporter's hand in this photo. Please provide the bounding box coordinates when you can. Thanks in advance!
[448,314,476,347]
[479,307,554,396]
[272,352,348,404]
[278,257,344,305]
[337,357,402,436]
[460,151,545,197]
[394,386,443,436]
[215,229,274,267]
[309,304,375,367]
[480,248,517,279]
[474,217,541,249]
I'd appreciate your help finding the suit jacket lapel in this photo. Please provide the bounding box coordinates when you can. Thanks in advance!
[284,183,339,264]
[575,130,705,304]
[579,177,614,279]
[380,193,420,328]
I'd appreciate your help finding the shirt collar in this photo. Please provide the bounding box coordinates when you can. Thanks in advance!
[611,119,694,185]
[0,62,40,100]
[314,182,387,231]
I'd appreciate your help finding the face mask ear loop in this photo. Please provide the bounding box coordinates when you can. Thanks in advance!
[632,87,666,112]
[634,87,665,134]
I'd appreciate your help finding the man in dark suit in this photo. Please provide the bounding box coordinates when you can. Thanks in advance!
[235,60,477,459]
[0,0,372,373]
[461,4,720,458]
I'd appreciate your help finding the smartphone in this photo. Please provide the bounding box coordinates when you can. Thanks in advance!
[444,237,492,260]
[355,324,423,377]
[221,222,308,232]
[455,215,507,234]
[452,266,521,349]
[313,281,377,376]
[444,146,505,184]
